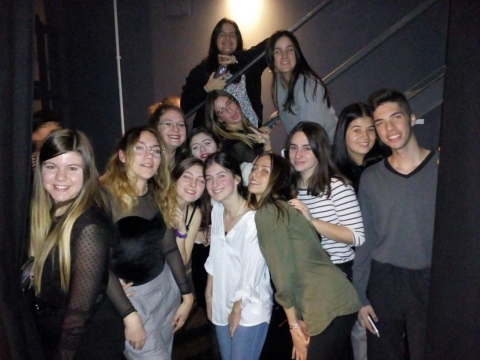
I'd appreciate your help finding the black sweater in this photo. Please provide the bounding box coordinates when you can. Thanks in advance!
[181,39,268,128]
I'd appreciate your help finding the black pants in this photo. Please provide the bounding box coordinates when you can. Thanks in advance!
[366,260,430,360]
[335,259,353,283]
[307,312,357,360]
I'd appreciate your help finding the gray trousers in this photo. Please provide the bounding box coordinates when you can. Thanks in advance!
[351,320,367,360]
[124,264,181,360]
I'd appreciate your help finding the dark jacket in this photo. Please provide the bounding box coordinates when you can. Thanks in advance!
[181,39,268,128]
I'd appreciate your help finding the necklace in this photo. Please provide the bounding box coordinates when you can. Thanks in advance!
[224,201,244,236]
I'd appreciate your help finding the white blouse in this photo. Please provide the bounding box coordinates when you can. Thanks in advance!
[205,202,273,326]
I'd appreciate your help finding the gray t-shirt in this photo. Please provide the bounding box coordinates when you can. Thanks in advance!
[352,151,439,305]
[276,73,337,141]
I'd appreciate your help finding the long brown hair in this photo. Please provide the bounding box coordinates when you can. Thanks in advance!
[247,153,296,220]
[285,122,348,198]
[30,129,99,294]
[265,30,330,114]
[171,157,211,233]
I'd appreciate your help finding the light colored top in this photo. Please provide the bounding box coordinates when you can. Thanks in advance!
[255,201,361,336]
[297,178,365,264]
[276,73,337,141]
[205,202,273,326]
[226,74,259,127]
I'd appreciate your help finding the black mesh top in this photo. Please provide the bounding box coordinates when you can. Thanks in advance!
[35,206,130,359]
[102,188,191,294]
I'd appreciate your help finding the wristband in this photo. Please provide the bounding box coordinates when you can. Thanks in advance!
[174,228,187,238]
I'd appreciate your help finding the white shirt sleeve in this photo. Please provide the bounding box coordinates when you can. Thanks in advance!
[232,212,269,309]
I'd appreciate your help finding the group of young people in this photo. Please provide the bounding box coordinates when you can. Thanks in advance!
[27,17,438,360]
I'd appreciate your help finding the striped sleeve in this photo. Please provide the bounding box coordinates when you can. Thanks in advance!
[329,179,365,247]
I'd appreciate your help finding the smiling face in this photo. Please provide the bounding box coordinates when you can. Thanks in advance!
[288,131,318,180]
[216,22,238,55]
[213,96,243,130]
[248,155,271,200]
[273,36,297,78]
[121,131,161,183]
[41,151,84,204]
[157,109,187,152]
[373,101,415,151]
[345,116,376,165]
[176,164,205,204]
[190,133,218,161]
[205,162,240,203]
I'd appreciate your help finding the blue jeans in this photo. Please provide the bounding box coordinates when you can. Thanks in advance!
[215,322,269,360]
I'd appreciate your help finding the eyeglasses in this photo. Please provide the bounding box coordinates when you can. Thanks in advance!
[158,122,186,131]
[40,122,61,129]
[217,99,235,116]
[133,144,163,158]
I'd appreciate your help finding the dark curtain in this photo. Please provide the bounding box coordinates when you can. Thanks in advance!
[0,1,44,359]
[425,0,480,359]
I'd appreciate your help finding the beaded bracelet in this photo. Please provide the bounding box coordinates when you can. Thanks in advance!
[289,323,298,331]
[174,229,187,238]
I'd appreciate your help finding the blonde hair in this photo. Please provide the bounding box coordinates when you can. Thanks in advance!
[205,90,255,148]
[102,126,177,228]
[29,129,99,295]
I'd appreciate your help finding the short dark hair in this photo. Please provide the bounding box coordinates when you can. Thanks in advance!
[368,88,412,117]
[33,110,60,132]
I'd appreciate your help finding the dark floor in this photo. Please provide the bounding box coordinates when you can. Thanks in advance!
[172,303,293,360]
[172,304,214,360]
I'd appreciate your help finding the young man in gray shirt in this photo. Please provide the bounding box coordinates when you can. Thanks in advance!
[353,89,438,360]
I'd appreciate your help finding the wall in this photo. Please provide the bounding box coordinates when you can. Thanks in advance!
[45,0,448,169]
[147,0,448,149]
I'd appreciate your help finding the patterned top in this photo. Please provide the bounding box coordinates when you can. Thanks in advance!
[225,74,259,127]
[297,178,365,264]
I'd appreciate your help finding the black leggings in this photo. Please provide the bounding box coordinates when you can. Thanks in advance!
[307,312,357,360]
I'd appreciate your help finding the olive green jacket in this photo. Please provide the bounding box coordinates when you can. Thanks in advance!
[255,201,361,335]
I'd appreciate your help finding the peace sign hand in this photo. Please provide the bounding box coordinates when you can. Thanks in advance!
[248,126,272,152]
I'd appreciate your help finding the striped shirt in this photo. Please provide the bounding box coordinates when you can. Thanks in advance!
[297,178,364,264]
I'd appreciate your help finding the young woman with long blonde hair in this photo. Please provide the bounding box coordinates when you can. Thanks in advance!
[101,126,194,359]
[30,129,145,359]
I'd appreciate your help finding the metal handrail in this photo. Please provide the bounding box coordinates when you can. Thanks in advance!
[405,65,446,100]
[185,0,335,118]
[323,0,438,84]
